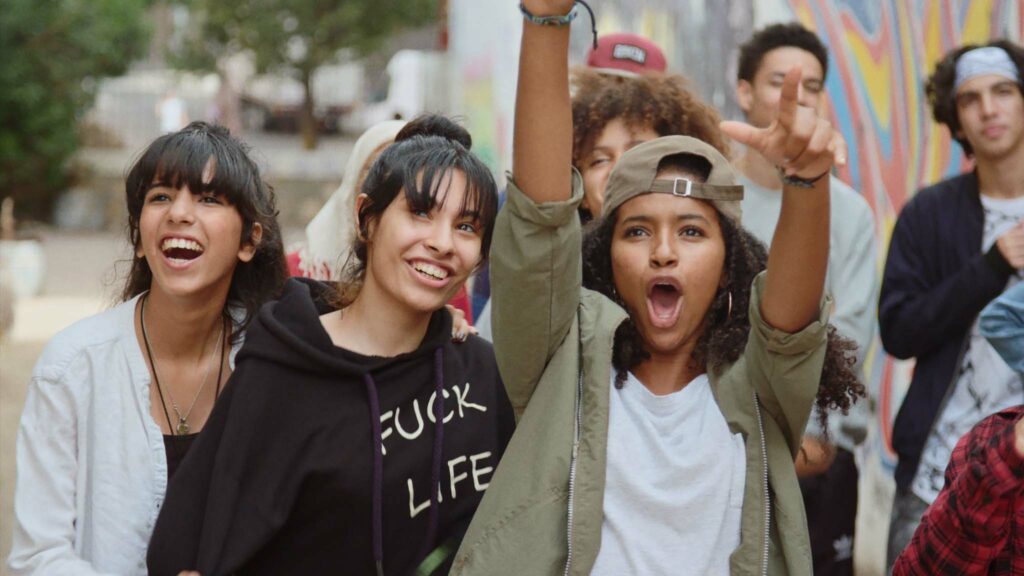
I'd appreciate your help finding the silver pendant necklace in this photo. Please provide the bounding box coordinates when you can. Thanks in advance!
[140,294,226,436]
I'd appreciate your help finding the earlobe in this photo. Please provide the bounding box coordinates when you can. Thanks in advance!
[238,222,263,263]
[354,193,370,240]
[736,80,753,114]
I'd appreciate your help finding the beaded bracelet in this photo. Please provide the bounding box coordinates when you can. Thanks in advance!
[777,167,830,189]
[519,2,578,26]
[519,1,598,49]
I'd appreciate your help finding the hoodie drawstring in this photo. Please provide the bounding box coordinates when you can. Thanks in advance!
[365,346,446,576]
[364,373,386,576]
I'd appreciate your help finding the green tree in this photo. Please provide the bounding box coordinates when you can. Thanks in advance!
[180,0,438,149]
[0,0,149,221]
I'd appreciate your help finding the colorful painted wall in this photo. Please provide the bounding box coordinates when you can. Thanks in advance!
[450,0,1022,474]
[788,0,1021,472]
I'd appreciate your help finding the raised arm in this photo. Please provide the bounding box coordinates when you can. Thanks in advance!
[489,0,582,416]
[513,0,574,201]
[721,66,846,332]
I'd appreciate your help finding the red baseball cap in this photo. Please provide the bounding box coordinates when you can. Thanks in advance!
[586,33,668,77]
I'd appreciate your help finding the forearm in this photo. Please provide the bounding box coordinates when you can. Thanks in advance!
[512,6,572,203]
[880,245,1009,359]
[761,179,830,332]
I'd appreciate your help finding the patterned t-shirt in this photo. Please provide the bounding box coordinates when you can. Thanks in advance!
[912,194,1024,503]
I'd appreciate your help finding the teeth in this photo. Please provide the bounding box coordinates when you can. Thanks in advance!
[413,262,448,280]
[161,238,203,253]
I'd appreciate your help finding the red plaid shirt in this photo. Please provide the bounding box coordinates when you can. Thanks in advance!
[893,406,1024,575]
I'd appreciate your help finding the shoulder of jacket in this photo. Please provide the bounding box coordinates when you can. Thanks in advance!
[33,300,135,384]
[580,288,628,329]
[447,334,497,366]
[906,173,977,210]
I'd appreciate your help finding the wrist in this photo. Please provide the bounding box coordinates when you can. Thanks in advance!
[777,166,830,189]
[520,2,577,24]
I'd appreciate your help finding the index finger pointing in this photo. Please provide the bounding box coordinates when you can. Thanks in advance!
[776,65,803,130]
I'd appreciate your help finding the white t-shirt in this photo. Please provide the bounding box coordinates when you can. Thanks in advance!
[912,194,1024,503]
[590,370,746,576]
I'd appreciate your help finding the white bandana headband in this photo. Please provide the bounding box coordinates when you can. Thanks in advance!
[954,46,1020,91]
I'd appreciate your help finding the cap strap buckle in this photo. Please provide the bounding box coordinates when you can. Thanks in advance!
[671,178,693,197]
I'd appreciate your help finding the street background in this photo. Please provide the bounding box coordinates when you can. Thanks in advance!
[3,1,1024,574]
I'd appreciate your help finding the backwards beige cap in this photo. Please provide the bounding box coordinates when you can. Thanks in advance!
[602,135,744,222]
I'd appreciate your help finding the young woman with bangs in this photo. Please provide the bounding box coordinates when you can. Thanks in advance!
[8,122,286,575]
[451,2,862,575]
[147,115,514,576]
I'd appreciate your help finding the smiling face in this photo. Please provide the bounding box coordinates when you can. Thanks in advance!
[954,74,1024,162]
[358,168,483,316]
[610,169,726,358]
[580,118,660,218]
[137,168,258,302]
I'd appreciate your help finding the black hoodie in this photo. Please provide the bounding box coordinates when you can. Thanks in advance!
[147,278,514,576]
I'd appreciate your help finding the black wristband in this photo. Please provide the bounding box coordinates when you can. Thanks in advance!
[778,167,830,189]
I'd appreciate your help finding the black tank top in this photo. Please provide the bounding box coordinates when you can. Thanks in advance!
[163,433,199,480]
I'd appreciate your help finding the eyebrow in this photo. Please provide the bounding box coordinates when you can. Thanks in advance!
[619,213,711,226]
[590,139,652,156]
[768,71,823,84]
[958,80,1018,98]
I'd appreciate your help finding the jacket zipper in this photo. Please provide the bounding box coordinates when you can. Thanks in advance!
[564,318,585,576]
[753,391,770,576]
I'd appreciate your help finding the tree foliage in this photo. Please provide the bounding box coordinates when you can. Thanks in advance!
[0,0,149,221]
[178,0,438,148]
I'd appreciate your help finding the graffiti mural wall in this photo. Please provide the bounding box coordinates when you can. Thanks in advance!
[787,0,1021,472]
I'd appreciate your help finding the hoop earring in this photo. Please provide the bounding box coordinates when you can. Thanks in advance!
[726,290,733,320]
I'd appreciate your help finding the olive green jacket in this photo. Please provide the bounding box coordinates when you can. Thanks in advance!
[451,173,828,575]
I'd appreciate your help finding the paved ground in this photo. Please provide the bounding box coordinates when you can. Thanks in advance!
[0,229,893,575]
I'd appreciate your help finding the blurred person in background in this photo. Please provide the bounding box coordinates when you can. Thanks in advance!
[158,89,190,134]
[879,39,1024,569]
[733,22,878,576]
[7,122,286,575]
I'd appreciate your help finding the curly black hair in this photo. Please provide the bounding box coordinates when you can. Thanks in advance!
[581,203,863,433]
[925,39,1024,156]
[737,22,830,83]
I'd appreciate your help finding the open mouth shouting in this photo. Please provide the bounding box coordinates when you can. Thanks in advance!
[646,276,684,329]
[161,237,205,266]
[410,259,452,287]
